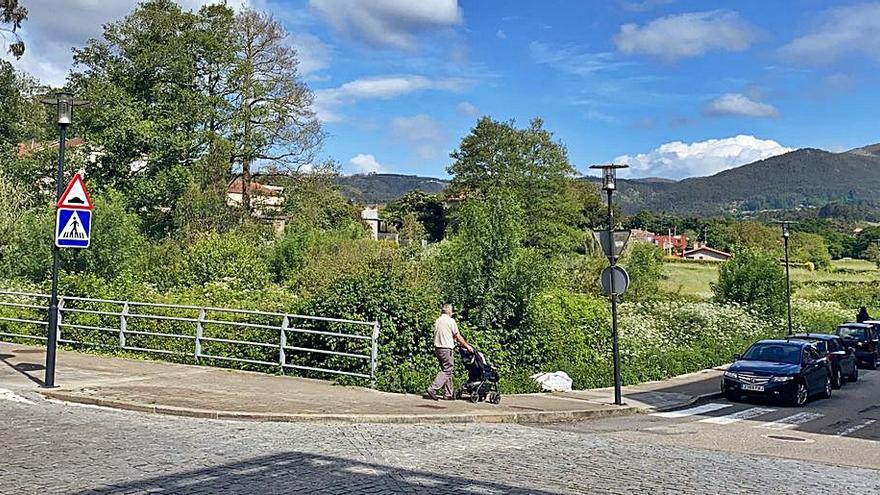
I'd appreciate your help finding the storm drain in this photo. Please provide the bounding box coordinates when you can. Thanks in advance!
[764,434,811,443]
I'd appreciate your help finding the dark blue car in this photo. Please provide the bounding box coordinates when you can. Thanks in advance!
[722,339,832,407]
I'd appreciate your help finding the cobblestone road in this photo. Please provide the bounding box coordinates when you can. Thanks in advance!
[2,396,879,494]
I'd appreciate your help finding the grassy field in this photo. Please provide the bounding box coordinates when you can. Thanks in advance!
[661,259,880,300]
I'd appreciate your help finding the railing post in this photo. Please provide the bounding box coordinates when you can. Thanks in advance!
[195,308,205,360]
[279,315,289,373]
[119,302,129,349]
[370,321,380,388]
[56,297,64,343]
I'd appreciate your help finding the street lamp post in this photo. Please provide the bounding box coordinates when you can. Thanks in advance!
[591,163,628,406]
[39,91,85,388]
[774,221,796,336]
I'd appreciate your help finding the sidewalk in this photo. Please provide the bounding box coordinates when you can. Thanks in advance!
[0,342,723,424]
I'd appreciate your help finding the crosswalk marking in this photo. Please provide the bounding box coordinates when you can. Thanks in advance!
[651,403,732,419]
[756,412,824,430]
[0,388,35,405]
[699,407,776,425]
[835,419,876,437]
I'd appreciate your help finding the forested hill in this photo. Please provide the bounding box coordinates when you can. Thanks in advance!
[334,147,880,215]
[609,147,880,215]
[335,173,449,204]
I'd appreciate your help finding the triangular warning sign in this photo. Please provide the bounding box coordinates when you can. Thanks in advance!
[57,172,93,210]
[58,211,89,241]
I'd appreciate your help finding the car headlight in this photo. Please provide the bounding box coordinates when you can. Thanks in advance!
[723,371,738,379]
[770,376,794,383]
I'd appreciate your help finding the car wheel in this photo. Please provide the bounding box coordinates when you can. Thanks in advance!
[872,354,880,370]
[792,382,809,407]
[850,365,859,382]
[832,370,843,389]
[820,376,832,399]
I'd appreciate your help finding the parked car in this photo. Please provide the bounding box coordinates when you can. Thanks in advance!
[790,334,858,388]
[722,339,832,407]
[835,323,880,370]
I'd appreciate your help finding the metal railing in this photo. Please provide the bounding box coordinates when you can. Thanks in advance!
[0,290,380,386]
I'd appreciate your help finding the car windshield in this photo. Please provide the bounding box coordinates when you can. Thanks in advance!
[742,344,802,364]
[838,327,867,339]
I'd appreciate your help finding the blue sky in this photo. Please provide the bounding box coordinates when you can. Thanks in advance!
[7,0,880,179]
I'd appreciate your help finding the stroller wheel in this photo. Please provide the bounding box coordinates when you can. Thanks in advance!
[469,391,480,403]
[489,392,501,405]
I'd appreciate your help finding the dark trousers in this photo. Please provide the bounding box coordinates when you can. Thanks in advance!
[429,347,454,397]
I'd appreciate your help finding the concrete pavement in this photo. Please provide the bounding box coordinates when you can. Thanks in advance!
[0,342,723,423]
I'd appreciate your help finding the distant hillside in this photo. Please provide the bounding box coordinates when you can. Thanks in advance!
[334,146,880,215]
[608,147,880,215]
[336,173,449,204]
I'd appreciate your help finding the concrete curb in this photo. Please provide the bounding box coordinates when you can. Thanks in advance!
[41,390,646,424]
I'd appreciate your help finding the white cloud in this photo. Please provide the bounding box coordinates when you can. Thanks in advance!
[456,101,479,117]
[349,153,386,173]
[704,93,779,118]
[530,42,628,75]
[391,114,448,159]
[313,75,465,122]
[780,3,880,65]
[613,10,757,62]
[496,29,507,40]
[614,135,795,179]
[290,33,332,76]
[309,0,461,50]
[2,0,251,86]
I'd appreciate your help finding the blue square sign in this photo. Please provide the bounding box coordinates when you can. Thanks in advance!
[56,208,92,248]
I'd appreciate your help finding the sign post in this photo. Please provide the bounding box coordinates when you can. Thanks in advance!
[46,171,93,387]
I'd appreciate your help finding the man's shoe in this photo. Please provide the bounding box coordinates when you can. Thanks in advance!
[425,388,439,401]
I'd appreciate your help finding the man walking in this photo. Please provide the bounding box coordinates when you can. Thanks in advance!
[426,303,473,400]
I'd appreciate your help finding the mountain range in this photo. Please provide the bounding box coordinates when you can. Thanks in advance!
[335,144,880,216]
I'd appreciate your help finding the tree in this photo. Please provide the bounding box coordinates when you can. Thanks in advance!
[1,0,27,58]
[384,190,446,242]
[620,242,665,301]
[227,10,322,212]
[790,232,831,270]
[706,221,780,254]
[70,0,238,225]
[712,247,787,316]
[448,117,582,255]
[866,243,880,269]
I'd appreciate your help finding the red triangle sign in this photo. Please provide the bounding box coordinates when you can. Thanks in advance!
[57,173,94,210]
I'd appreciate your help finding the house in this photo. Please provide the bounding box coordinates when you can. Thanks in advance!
[361,206,399,242]
[683,246,731,262]
[630,229,657,244]
[654,234,688,256]
[226,177,285,215]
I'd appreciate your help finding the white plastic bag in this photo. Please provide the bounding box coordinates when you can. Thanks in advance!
[531,371,573,392]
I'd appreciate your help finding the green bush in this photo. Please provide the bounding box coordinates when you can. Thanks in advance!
[713,247,787,316]
[620,242,665,301]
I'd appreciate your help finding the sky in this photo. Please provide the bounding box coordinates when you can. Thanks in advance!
[5,0,880,180]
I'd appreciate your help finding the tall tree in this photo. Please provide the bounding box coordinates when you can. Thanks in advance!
[448,117,583,255]
[0,0,26,58]
[227,10,322,212]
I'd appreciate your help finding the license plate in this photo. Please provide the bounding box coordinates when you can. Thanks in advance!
[741,384,764,392]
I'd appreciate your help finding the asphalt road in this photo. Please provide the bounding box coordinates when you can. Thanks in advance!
[550,367,880,470]
[0,370,878,494]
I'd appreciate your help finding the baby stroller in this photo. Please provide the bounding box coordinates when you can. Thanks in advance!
[456,347,501,404]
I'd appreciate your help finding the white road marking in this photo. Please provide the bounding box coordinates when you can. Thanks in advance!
[651,403,732,418]
[835,419,876,437]
[756,412,824,430]
[699,407,776,425]
[0,387,35,405]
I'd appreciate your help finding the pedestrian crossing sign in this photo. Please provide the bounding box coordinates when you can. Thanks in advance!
[55,208,92,248]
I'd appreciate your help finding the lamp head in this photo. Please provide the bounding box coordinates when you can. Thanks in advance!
[589,164,629,192]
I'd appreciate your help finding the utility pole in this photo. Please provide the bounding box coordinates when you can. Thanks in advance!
[774,221,796,336]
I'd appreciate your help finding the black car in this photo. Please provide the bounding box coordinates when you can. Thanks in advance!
[722,339,832,407]
[835,323,880,370]
[790,334,859,388]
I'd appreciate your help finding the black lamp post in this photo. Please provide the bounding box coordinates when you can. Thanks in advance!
[39,91,86,388]
[774,221,796,336]
[590,163,628,406]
